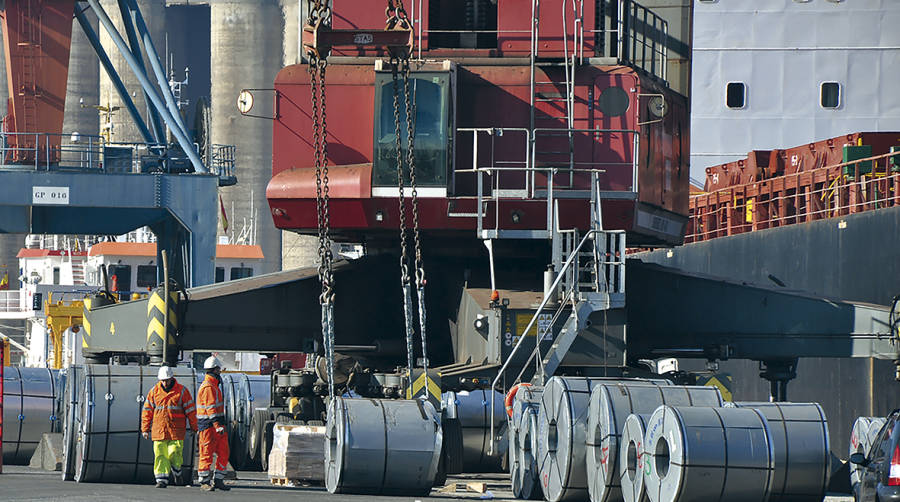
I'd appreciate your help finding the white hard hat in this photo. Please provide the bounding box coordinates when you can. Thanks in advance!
[157,365,175,380]
[203,355,223,370]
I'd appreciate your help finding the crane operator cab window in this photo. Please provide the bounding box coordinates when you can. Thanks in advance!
[372,69,453,195]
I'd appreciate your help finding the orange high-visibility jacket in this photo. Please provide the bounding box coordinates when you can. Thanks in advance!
[197,373,226,432]
[140,379,198,441]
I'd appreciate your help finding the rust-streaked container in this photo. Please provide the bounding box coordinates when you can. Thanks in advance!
[703,133,900,193]
[781,132,900,178]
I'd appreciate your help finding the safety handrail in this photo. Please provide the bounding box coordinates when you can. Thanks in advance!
[455,127,638,237]
[532,129,639,194]
[0,130,235,177]
[617,0,668,81]
[0,131,105,170]
[685,152,900,242]
[688,149,900,242]
[487,227,600,455]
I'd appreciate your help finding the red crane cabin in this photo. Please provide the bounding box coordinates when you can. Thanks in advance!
[267,0,689,253]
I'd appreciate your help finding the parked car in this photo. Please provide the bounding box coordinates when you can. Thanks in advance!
[852,410,900,501]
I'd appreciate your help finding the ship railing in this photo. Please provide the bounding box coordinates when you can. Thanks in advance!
[610,0,667,81]
[0,131,105,170]
[0,130,235,179]
[210,144,236,181]
[405,0,666,83]
[454,127,638,239]
[687,150,900,242]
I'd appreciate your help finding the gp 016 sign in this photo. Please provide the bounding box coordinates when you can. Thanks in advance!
[32,186,70,205]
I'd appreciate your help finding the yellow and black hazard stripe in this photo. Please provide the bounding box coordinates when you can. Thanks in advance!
[407,368,442,408]
[147,288,179,354]
[82,297,93,349]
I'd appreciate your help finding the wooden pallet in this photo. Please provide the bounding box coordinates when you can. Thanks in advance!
[269,477,323,487]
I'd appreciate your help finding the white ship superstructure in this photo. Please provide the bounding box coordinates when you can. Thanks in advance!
[0,232,264,367]
[691,0,900,178]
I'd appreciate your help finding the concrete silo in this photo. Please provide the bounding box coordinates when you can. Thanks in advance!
[211,0,284,273]
[64,10,101,138]
[278,0,319,271]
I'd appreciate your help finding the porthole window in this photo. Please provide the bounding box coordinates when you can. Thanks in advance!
[726,82,745,109]
[597,87,630,117]
[821,82,840,108]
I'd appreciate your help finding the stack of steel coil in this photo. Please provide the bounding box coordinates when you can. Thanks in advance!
[508,384,543,499]
[850,416,887,490]
[67,364,199,483]
[585,382,722,502]
[1,367,61,465]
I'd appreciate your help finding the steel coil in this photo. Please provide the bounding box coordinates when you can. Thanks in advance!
[239,374,270,468]
[2,367,60,465]
[732,402,829,502]
[586,383,723,502]
[442,389,507,472]
[510,385,542,433]
[644,406,774,502]
[72,364,199,483]
[325,397,442,495]
[516,406,543,500]
[509,385,542,499]
[222,373,245,466]
[850,416,886,488]
[538,376,623,502]
[62,365,85,480]
[619,413,651,502]
[196,371,271,470]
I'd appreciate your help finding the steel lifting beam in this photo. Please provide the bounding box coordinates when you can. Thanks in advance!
[114,0,165,144]
[84,0,207,173]
[75,6,155,144]
[301,22,413,59]
[121,0,192,142]
[625,261,899,361]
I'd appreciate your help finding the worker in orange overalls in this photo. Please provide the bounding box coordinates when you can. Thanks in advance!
[197,355,230,491]
[141,365,198,488]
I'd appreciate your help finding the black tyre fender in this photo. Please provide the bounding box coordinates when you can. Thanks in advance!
[260,419,276,472]
[442,418,464,474]
[248,408,270,464]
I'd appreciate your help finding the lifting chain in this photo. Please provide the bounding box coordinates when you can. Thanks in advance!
[388,0,429,394]
[405,56,429,380]
[306,0,335,401]
[391,53,415,393]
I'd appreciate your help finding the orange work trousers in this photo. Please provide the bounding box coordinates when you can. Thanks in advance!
[198,427,229,480]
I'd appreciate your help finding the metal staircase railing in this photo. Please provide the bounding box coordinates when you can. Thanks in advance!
[486,225,625,454]
[485,169,626,454]
[530,0,584,176]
